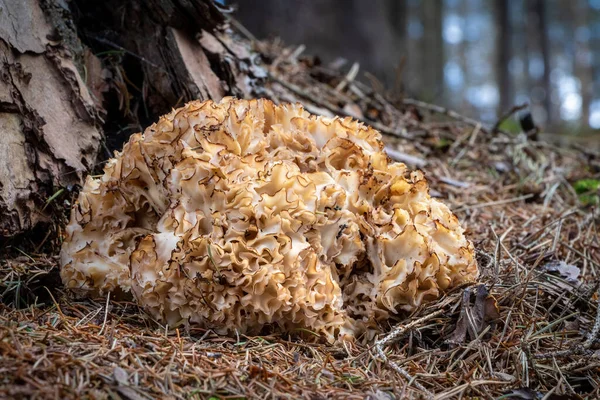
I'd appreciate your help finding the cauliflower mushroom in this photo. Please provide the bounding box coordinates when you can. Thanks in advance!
[60,97,477,342]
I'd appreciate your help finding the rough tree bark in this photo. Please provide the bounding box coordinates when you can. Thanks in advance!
[0,0,263,237]
[0,0,103,236]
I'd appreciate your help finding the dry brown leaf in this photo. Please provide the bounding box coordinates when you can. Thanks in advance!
[447,284,500,345]
[542,260,581,283]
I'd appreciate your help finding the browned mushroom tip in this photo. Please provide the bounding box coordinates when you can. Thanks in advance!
[60,97,478,343]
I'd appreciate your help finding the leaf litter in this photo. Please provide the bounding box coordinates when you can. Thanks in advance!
[1,36,600,399]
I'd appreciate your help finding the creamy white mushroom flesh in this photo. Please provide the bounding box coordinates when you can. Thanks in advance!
[60,98,478,343]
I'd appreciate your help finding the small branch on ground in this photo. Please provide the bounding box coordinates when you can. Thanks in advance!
[402,98,486,132]
[534,291,600,360]
[374,309,444,399]
[268,72,415,140]
[492,103,528,133]
[384,147,427,168]
[584,294,600,349]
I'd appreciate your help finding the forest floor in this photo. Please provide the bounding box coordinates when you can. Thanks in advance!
[1,40,600,399]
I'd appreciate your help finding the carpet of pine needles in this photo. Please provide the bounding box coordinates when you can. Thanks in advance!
[2,35,600,400]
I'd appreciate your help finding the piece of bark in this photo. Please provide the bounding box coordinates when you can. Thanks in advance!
[71,0,262,120]
[168,28,224,102]
[0,0,104,236]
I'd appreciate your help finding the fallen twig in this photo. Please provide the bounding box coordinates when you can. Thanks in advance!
[492,103,528,133]
[454,194,534,213]
[335,62,360,92]
[384,147,427,168]
[374,310,444,399]
[269,72,415,140]
[402,98,486,131]
[584,294,600,349]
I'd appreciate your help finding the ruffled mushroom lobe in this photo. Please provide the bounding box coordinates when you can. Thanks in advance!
[60,98,478,342]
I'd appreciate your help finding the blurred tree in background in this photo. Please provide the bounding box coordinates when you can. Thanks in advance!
[235,0,600,139]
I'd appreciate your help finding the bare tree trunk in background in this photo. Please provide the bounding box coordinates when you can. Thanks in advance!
[405,1,423,98]
[538,0,551,127]
[387,0,407,96]
[405,0,443,102]
[575,0,592,127]
[509,0,529,110]
[457,0,469,113]
[495,0,512,113]
[526,0,552,125]
[592,6,600,114]
[0,0,261,237]
[234,0,400,86]
[421,0,444,102]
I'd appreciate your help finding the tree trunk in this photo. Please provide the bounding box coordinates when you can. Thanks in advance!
[574,0,592,127]
[387,0,407,96]
[421,0,444,103]
[234,0,400,86]
[0,0,103,236]
[495,0,512,114]
[0,0,263,237]
[526,0,551,126]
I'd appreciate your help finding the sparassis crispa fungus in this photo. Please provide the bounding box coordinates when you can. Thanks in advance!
[60,98,478,342]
